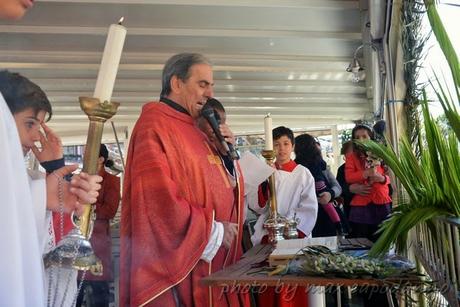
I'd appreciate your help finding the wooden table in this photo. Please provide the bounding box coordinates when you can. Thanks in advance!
[202,244,424,306]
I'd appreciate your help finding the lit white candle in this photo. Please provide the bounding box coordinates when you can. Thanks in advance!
[93,17,127,102]
[264,114,273,150]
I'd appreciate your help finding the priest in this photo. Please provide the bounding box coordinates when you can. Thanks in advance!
[120,53,244,306]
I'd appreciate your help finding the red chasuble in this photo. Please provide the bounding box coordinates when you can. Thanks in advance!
[210,159,248,306]
[227,161,246,266]
[120,102,244,307]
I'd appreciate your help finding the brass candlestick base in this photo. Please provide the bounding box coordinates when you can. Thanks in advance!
[45,97,120,272]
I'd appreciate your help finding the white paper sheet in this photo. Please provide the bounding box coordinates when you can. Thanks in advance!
[238,151,274,195]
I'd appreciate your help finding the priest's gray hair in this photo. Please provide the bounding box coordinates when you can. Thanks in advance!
[161,53,212,97]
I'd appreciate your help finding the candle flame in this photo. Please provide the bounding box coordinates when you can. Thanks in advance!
[265,113,271,118]
[118,17,125,25]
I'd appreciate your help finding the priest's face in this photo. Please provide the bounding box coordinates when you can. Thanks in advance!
[274,135,293,165]
[13,108,46,156]
[0,0,34,20]
[175,63,214,119]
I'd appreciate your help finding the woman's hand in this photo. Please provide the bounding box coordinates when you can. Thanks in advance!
[46,165,102,216]
[368,173,386,184]
[349,183,371,195]
[32,123,63,162]
[318,191,332,205]
[219,123,235,145]
[363,167,377,179]
[70,172,103,205]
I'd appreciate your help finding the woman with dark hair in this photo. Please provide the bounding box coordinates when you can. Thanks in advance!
[336,140,373,221]
[345,124,392,242]
[294,133,343,237]
[345,125,394,307]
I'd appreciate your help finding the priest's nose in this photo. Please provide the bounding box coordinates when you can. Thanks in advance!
[204,86,214,99]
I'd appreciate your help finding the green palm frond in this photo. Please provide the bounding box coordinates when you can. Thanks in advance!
[361,94,460,256]
[430,74,460,140]
[358,0,460,258]
[424,0,460,92]
[370,206,452,257]
[424,0,460,141]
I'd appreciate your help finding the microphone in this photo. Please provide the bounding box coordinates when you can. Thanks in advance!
[201,106,239,160]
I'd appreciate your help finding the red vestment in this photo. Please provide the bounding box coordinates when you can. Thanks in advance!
[120,102,246,307]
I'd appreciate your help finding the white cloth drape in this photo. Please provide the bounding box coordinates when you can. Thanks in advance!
[0,93,46,306]
[28,170,78,307]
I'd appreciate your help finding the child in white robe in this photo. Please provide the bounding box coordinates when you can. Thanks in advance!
[0,70,102,307]
[249,126,318,245]
[248,126,318,306]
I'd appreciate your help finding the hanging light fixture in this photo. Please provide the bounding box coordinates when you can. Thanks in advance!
[346,57,364,83]
[346,43,382,83]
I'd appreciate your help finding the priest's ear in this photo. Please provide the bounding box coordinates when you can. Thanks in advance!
[170,75,184,95]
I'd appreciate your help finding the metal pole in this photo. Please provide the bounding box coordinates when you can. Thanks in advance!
[383,0,399,153]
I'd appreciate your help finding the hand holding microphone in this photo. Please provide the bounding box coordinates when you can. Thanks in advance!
[201,100,239,160]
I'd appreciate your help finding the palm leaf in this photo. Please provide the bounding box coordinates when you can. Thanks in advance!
[430,74,460,141]
[369,206,452,257]
[361,96,460,256]
[358,0,460,258]
[424,1,460,142]
[423,0,460,93]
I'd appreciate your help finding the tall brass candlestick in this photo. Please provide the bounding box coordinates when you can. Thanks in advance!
[44,97,119,272]
[78,97,120,237]
[261,149,285,244]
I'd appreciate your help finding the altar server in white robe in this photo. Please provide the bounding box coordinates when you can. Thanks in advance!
[0,2,43,306]
[0,92,45,307]
[250,165,319,244]
[0,70,102,307]
[249,126,318,245]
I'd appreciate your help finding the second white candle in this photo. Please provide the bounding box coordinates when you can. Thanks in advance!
[264,114,273,150]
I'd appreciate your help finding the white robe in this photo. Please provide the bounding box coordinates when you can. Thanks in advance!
[0,93,46,306]
[29,169,78,307]
[250,164,318,245]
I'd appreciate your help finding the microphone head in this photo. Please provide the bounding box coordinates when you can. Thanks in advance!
[213,109,221,122]
[200,103,215,119]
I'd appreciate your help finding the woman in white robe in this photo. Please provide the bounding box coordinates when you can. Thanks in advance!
[0,94,46,307]
[1,70,102,307]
